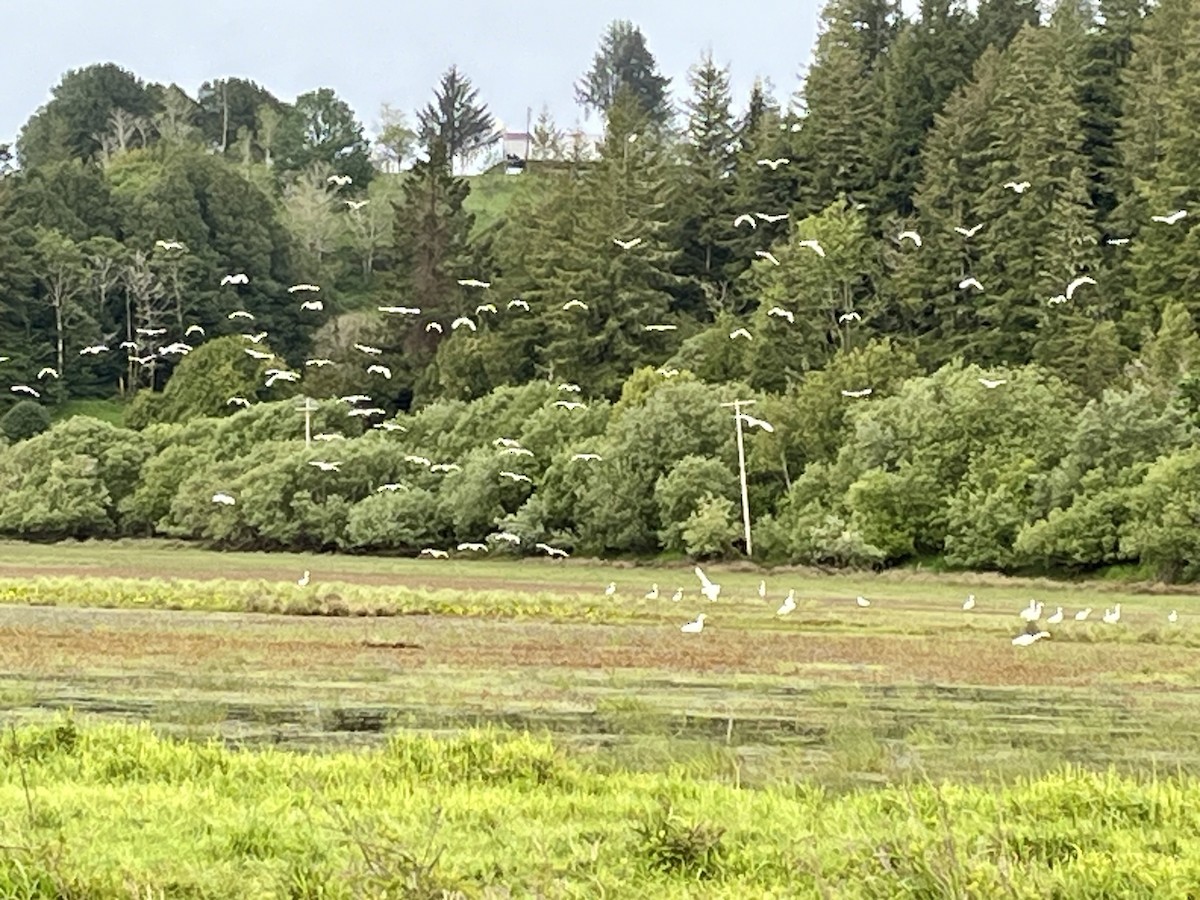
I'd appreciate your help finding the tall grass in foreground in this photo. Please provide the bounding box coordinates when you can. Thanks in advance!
[1,719,1198,897]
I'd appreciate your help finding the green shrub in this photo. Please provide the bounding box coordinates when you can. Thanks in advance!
[0,400,51,442]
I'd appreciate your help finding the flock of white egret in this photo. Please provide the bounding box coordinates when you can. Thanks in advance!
[285,556,1180,646]
[2,169,1193,576]
[637,569,1177,643]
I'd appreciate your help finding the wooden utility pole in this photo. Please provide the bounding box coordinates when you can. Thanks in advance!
[721,399,755,557]
[296,396,319,448]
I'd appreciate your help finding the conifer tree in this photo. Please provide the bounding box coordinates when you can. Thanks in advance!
[974,0,1041,52]
[576,20,673,127]
[1079,0,1148,224]
[416,66,497,174]
[888,46,1006,363]
[791,0,901,218]
[375,139,479,408]
[1120,0,1200,322]
[723,80,794,311]
[974,17,1100,364]
[873,0,980,217]
[671,51,740,318]
[509,90,684,396]
[1114,0,1196,211]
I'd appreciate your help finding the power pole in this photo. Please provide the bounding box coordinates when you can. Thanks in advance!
[525,105,532,164]
[721,399,755,557]
[296,396,319,449]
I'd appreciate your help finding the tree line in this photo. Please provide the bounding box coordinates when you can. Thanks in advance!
[3,332,1200,581]
[2,0,1200,578]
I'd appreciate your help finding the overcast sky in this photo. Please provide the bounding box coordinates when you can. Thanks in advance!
[0,0,824,143]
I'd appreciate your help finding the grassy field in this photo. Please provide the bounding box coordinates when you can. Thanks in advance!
[2,539,1200,894]
[47,398,125,426]
[4,721,1200,897]
[463,170,530,236]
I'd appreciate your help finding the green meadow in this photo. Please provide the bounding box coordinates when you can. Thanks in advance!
[1,541,1199,894]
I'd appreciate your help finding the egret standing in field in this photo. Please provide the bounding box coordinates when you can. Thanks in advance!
[681,613,707,634]
[604,582,617,597]
[777,590,797,616]
[694,566,721,602]
[297,570,310,587]
[962,594,976,611]
[1012,631,1050,647]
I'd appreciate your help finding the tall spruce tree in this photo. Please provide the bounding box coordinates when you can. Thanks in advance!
[416,66,497,174]
[723,80,795,312]
[1126,1,1200,320]
[792,0,901,220]
[1116,0,1200,332]
[376,139,479,408]
[517,90,683,396]
[575,20,673,127]
[873,0,980,218]
[888,46,1006,364]
[975,0,1042,52]
[974,15,1101,366]
[1079,0,1148,224]
[671,51,740,318]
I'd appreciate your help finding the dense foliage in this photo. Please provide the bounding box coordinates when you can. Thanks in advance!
[3,1,1200,577]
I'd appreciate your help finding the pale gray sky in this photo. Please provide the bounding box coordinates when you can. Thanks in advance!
[1,0,824,144]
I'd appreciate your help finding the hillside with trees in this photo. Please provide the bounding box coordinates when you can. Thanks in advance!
[3,0,1200,580]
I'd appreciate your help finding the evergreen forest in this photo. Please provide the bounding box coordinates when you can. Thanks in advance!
[3,0,1200,581]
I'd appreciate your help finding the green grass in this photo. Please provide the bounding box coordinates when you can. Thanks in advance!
[1,537,1189,604]
[48,398,125,426]
[2,541,1200,892]
[463,170,532,236]
[2,719,1200,897]
[3,538,1200,790]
